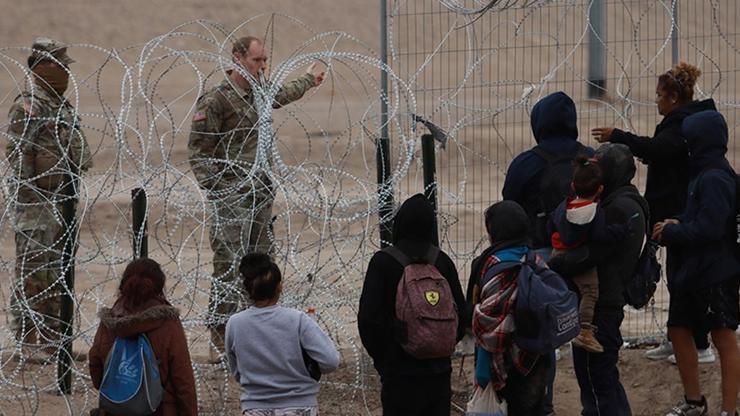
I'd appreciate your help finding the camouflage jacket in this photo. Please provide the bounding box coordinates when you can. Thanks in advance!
[188,73,315,192]
[5,86,92,205]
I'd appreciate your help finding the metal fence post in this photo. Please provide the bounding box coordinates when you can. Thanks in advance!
[56,176,78,394]
[671,0,679,65]
[131,188,148,258]
[588,0,607,98]
[421,134,439,246]
[378,0,394,247]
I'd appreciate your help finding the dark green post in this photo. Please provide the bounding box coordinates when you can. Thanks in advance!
[131,188,148,258]
[421,134,439,246]
[57,176,78,394]
[378,0,394,247]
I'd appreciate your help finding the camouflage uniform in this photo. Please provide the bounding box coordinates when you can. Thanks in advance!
[4,38,92,343]
[188,73,315,338]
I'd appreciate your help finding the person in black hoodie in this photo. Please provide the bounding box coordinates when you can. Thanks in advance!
[502,91,593,415]
[653,110,739,416]
[549,143,647,416]
[592,62,716,362]
[358,194,465,416]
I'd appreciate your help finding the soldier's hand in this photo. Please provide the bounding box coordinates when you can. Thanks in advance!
[307,62,325,86]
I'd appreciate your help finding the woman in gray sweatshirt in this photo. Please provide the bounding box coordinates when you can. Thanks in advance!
[225,253,341,415]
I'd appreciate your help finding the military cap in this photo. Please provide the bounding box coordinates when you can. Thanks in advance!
[29,37,74,66]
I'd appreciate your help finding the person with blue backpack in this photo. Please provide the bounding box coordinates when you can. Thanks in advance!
[501,90,593,415]
[652,110,739,416]
[469,200,579,415]
[549,143,647,416]
[89,258,197,416]
[225,253,340,416]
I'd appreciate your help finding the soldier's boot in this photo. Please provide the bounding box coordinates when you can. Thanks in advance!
[209,327,226,364]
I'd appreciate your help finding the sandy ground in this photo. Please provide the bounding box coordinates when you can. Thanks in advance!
[0,0,739,415]
[2,345,738,416]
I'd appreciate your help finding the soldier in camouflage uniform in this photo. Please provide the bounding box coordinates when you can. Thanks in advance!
[5,38,92,347]
[188,36,324,358]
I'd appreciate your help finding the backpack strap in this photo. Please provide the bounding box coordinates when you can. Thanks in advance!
[479,259,521,288]
[531,146,556,164]
[382,245,440,267]
[531,142,586,165]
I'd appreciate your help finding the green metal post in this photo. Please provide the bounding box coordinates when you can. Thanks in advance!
[378,0,394,247]
[57,176,78,394]
[131,188,148,258]
[421,134,439,246]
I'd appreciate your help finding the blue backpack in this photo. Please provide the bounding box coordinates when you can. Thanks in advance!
[99,334,163,416]
[483,252,580,353]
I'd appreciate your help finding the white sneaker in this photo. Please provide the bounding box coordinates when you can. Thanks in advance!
[667,348,716,365]
[555,348,562,361]
[646,340,673,360]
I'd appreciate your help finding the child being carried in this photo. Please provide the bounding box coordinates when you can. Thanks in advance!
[549,155,632,353]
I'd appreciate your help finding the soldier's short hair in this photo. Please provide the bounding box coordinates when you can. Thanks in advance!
[232,36,261,56]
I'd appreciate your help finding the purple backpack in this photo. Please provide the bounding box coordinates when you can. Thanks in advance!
[384,246,458,359]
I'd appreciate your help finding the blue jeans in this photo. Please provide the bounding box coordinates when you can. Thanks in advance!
[533,247,556,415]
[572,309,632,416]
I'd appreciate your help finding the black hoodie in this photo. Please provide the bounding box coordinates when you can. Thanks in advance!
[661,110,739,291]
[358,194,465,377]
[549,144,648,310]
[610,99,717,225]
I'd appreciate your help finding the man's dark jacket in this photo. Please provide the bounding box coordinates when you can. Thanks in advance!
[549,144,648,311]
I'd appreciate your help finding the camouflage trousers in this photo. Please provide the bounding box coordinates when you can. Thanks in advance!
[207,189,273,330]
[10,203,67,342]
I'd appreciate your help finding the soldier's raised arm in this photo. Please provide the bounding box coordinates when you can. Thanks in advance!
[272,62,324,109]
[188,92,224,191]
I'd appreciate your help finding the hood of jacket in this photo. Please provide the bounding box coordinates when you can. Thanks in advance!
[99,304,180,339]
[595,143,637,197]
[392,193,436,244]
[485,200,531,252]
[530,91,579,153]
[682,110,733,176]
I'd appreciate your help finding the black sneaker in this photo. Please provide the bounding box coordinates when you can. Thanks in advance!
[666,397,708,416]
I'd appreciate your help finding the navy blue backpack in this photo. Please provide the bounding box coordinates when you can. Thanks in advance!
[483,252,580,353]
[99,334,163,416]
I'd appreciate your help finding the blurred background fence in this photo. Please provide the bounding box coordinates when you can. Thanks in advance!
[386,0,740,341]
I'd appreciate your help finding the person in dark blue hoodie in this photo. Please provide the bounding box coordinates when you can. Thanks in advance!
[653,110,740,416]
[502,91,592,415]
[503,91,593,252]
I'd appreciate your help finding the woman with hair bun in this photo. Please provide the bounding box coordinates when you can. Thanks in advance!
[225,253,340,416]
[591,62,717,365]
[88,258,198,416]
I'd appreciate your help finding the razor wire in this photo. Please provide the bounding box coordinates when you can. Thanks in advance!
[0,1,737,414]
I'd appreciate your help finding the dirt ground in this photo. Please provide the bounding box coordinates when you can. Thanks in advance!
[2,344,737,416]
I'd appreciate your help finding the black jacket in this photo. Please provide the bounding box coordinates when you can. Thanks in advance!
[610,99,716,226]
[549,144,648,311]
[661,110,740,291]
[502,91,594,247]
[358,194,465,377]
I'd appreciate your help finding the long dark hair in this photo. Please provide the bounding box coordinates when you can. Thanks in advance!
[118,258,167,311]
